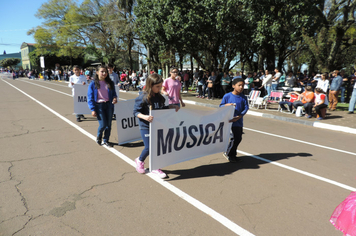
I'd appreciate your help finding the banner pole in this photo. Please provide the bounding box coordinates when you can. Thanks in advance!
[148,105,152,172]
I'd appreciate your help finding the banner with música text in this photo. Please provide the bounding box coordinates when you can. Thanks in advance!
[149,106,234,171]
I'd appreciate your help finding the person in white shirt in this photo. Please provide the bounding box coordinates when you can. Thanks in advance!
[259,70,273,99]
[272,68,281,91]
[69,65,87,122]
[316,73,329,94]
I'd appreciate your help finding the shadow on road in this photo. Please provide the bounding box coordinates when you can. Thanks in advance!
[165,152,312,181]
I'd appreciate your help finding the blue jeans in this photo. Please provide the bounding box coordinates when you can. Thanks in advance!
[263,85,272,100]
[95,102,113,142]
[272,84,278,91]
[348,88,356,112]
[279,101,293,111]
[139,129,150,162]
[340,86,346,103]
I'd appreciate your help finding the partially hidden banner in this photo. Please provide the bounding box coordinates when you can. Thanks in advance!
[149,106,234,171]
[73,84,120,115]
[116,99,141,145]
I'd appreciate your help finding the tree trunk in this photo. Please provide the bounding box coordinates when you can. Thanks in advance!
[265,42,275,71]
[147,45,150,73]
[258,49,265,71]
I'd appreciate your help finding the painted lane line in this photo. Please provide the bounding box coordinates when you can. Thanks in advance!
[2,79,255,236]
[244,127,356,156]
[18,79,126,100]
[237,150,356,192]
[21,79,72,97]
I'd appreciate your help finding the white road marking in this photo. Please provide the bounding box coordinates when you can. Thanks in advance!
[244,127,356,156]
[2,79,255,236]
[237,150,356,192]
[21,79,72,97]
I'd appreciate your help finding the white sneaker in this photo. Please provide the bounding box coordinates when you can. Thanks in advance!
[151,169,167,178]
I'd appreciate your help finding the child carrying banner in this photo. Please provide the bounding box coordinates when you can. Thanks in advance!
[69,65,87,122]
[133,73,179,178]
[87,65,118,147]
[219,78,249,162]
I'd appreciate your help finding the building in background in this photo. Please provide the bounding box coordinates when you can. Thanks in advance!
[21,42,36,70]
[0,52,22,69]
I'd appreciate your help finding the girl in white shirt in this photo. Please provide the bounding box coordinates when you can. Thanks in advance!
[316,73,329,93]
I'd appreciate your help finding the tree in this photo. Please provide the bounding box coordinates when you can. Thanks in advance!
[303,0,356,72]
[30,0,130,67]
[134,0,250,71]
[240,0,323,71]
[0,58,21,68]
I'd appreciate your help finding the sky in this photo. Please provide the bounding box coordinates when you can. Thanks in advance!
[0,0,48,54]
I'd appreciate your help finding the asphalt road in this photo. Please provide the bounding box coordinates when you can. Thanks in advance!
[1,78,355,236]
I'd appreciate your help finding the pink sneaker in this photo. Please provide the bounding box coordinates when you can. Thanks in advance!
[151,169,167,178]
[135,157,145,174]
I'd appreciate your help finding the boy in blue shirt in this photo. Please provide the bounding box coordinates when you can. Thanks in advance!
[219,78,249,162]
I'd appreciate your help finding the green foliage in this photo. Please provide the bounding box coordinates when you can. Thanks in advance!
[0,58,21,68]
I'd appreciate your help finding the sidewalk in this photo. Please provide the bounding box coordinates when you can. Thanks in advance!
[177,89,356,135]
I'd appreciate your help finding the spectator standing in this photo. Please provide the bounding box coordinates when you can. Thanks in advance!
[316,73,329,93]
[284,71,296,87]
[206,71,217,100]
[221,72,231,95]
[339,70,349,103]
[347,73,356,114]
[272,68,281,91]
[260,70,273,99]
[183,70,190,93]
[328,70,343,111]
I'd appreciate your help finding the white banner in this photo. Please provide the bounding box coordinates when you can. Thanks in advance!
[149,106,235,171]
[0,73,12,79]
[73,84,120,115]
[116,99,141,145]
[73,84,91,114]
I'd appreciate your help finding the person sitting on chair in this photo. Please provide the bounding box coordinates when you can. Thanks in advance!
[293,86,315,118]
[279,91,300,112]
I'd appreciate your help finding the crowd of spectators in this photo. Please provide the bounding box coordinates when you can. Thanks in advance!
[2,66,356,117]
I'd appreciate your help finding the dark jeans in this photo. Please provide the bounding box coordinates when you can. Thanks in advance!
[315,104,328,117]
[293,101,313,115]
[222,85,230,96]
[184,80,189,92]
[198,85,203,97]
[228,126,243,158]
[95,102,113,142]
[279,101,293,111]
[139,129,150,162]
[208,87,214,99]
